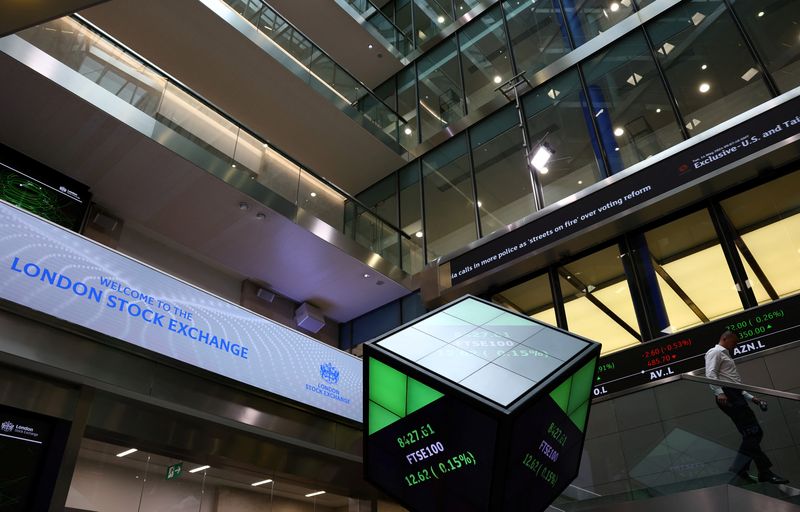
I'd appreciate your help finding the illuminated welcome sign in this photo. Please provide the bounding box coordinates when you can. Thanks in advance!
[0,200,362,421]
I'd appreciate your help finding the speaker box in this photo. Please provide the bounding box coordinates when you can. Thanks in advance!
[294,302,325,333]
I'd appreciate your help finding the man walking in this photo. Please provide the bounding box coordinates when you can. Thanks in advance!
[705,330,788,484]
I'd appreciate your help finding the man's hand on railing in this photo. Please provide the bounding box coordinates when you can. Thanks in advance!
[752,397,769,411]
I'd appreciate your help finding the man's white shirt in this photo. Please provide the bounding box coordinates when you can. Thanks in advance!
[705,344,754,400]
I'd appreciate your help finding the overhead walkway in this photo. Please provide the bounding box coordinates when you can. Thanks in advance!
[552,342,800,511]
[0,15,420,320]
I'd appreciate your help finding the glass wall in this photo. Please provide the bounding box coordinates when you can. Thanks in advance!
[459,6,512,113]
[399,163,425,273]
[492,272,557,327]
[417,38,465,140]
[471,106,535,235]
[502,0,571,78]
[422,135,478,260]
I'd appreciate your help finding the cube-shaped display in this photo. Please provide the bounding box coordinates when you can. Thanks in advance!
[364,296,600,512]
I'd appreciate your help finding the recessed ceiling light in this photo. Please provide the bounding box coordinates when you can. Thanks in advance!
[437,15,445,23]
[415,231,423,238]
[698,82,711,93]
[610,2,620,12]
[310,192,317,197]
[757,11,764,17]
[363,273,371,278]
[306,491,326,498]
[655,108,662,113]
[614,147,620,151]
[613,127,624,137]
[189,465,210,473]
[404,127,413,135]
[477,201,482,207]
[741,67,758,81]
[231,163,237,168]
[239,202,249,211]
[256,212,266,220]
[493,75,502,84]
[368,44,373,49]
[578,180,583,185]
[701,64,707,70]
[116,448,137,458]
[251,479,273,487]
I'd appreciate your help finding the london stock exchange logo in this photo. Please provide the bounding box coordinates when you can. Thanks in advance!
[320,362,340,385]
[1,421,14,433]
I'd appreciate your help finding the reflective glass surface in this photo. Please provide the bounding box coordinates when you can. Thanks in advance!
[563,0,637,46]
[413,0,454,47]
[471,106,535,235]
[730,0,800,93]
[647,0,772,137]
[720,170,800,303]
[397,67,419,146]
[417,38,465,140]
[582,31,684,174]
[422,135,477,260]
[399,163,425,271]
[459,5,512,113]
[559,245,641,353]
[503,0,571,77]
[523,70,604,205]
[492,272,558,327]
[642,209,743,334]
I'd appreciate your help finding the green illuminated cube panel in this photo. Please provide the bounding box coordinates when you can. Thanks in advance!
[377,297,589,406]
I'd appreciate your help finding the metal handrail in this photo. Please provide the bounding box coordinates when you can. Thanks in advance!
[73,14,412,240]
[681,373,800,402]
[249,0,409,124]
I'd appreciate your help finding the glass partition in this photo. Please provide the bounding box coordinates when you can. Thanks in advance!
[582,31,684,174]
[720,170,800,303]
[558,245,641,354]
[503,0,571,79]
[399,163,425,272]
[563,0,637,46]
[417,37,465,140]
[492,272,558,327]
[646,0,772,137]
[458,5,512,114]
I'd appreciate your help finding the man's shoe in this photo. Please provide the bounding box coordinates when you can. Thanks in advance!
[758,472,789,484]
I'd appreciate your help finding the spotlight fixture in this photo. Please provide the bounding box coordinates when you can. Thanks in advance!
[530,143,554,173]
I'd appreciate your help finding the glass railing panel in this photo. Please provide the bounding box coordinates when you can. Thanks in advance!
[401,236,424,275]
[555,378,800,510]
[7,16,415,275]
[217,0,410,150]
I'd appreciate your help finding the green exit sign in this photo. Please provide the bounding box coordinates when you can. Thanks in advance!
[166,462,183,480]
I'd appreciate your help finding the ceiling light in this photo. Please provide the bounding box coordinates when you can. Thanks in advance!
[547,88,560,99]
[415,231,423,238]
[306,491,326,498]
[594,108,604,117]
[477,201,482,207]
[657,43,674,56]
[538,166,549,174]
[189,465,210,473]
[613,127,624,137]
[231,163,237,168]
[698,82,711,93]
[363,273,371,278]
[493,75,502,84]
[685,118,701,130]
[530,144,553,172]
[310,192,317,197]
[655,108,662,113]
[610,2,620,12]
[741,67,758,81]
[626,72,643,86]
[404,127,412,135]
[701,64,707,70]
[368,44,373,49]
[251,479,273,487]
[239,202,249,211]
[437,16,445,23]
[578,180,583,185]
[691,12,706,25]
[256,212,266,220]
[116,448,137,458]
[757,11,764,17]
[614,147,620,151]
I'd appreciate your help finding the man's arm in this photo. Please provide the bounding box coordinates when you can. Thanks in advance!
[704,349,725,397]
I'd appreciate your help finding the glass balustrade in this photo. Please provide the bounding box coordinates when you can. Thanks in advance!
[220,0,411,150]
[7,16,418,274]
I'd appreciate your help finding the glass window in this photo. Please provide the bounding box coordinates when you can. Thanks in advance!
[455,0,482,15]
[459,6,513,113]
[399,163,425,272]
[397,66,419,146]
[493,273,557,327]
[471,106,535,235]
[582,31,684,174]
[647,0,772,137]
[559,245,641,354]
[563,0,637,46]
[422,135,477,260]
[720,170,800,302]
[642,209,743,335]
[503,0,571,78]
[357,175,398,225]
[418,38,465,140]
[523,70,604,206]
[729,0,800,93]
[414,0,454,47]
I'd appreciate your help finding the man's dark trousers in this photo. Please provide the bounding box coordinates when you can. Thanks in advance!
[717,387,772,474]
